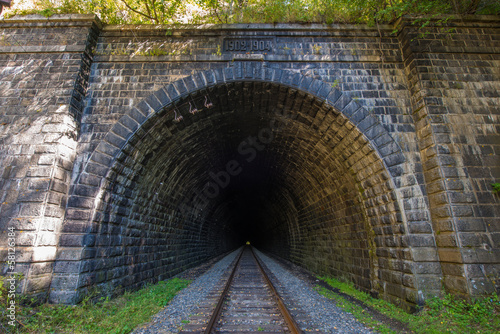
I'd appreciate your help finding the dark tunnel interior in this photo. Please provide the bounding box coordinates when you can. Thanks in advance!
[91,81,408,306]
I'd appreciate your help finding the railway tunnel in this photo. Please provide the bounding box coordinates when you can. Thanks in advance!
[59,69,425,311]
[2,16,500,317]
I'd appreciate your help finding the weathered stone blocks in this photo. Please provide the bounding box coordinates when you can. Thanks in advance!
[0,15,498,311]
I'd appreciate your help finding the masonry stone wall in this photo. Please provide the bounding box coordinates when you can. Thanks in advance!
[399,17,500,297]
[0,15,99,301]
[0,14,498,311]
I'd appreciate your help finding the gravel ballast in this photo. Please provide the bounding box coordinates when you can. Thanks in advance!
[254,249,373,333]
[133,247,373,333]
[132,248,241,334]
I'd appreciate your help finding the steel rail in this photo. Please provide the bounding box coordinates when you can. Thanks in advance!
[250,247,303,334]
[203,246,244,334]
[204,245,302,333]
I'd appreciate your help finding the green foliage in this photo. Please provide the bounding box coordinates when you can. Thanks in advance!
[139,46,169,56]
[425,293,500,331]
[318,276,500,334]
[5,0,127,24]
[213,44,222,56]
[0,277,190,333]
[492,183,500,194]
[38,8,55,17]
[118,0,187,24]
[476,0,500,15]
[3,0,499,25]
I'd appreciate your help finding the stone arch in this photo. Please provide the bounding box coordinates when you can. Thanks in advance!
[51,65,438,311]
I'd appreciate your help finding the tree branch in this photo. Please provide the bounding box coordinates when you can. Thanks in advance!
[212,5,226,24]
[151,0,159,23]
[120,0,155,21]
[144,0,153,21]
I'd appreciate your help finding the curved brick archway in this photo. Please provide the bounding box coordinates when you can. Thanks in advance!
[51,66,438,311]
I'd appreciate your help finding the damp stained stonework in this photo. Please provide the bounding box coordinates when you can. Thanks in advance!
[0,14,498,313]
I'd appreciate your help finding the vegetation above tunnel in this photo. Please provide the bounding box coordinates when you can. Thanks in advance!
[4,0,500,26]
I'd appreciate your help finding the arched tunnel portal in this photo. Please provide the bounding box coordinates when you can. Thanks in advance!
[55,69,432,311]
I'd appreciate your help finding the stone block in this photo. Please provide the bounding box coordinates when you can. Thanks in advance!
[49,274,80,291]
[18,191,46,203]
[443,276,468,294]
[469,277,496,295]
[48,290,79,304]
[104,132,127,150]
[414,262,442,274]
[144,93,163,111]
[415,276,443,293]
[73,185,98,198]
[36,232,58,246]
[438,248,463,263]
[110,122,133,141]
[19,204,44,217]
[67,196,93,209]
[53,260,81,274]
[59,234,85,247]
[407,235,435,247]
[26,276,52,293]
[441,262,465,276]
[16,232,37,246]
[407,221,432,233]
[456,219,486,232]
[411,248,439,262]
[29,262,54,276]
[49,180,67,194]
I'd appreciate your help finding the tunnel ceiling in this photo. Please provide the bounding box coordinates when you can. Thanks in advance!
[104,82,373,241]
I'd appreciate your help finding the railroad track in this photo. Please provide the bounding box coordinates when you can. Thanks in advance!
[179,246,302,333]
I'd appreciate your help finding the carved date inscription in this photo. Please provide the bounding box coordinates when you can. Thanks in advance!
[223,38,274,53]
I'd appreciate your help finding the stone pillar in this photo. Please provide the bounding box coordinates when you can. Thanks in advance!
[398,16,500,297]
[0,15,99,302]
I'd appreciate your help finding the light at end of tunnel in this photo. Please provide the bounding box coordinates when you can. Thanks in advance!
[246,241,250,245]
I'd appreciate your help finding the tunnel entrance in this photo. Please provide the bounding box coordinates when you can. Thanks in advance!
[58,69,425,311]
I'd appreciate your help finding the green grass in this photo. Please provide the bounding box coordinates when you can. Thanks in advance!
[317,276,500,334]
[1,277,190,334]
[316,286,395,333]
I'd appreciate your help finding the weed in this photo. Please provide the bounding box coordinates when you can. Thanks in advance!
[0,277,190,333]
[212,44,222,56]
[492,183,500,194]
[317,276,500,334]
[110,47,129,56]
[38,8,55,17]
[0,35,11,46]
[312,44,322,55]
[317,287,394,333]
[141,47,169,56]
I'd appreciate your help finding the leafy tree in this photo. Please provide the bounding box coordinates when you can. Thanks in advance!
[3,0,499,24]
